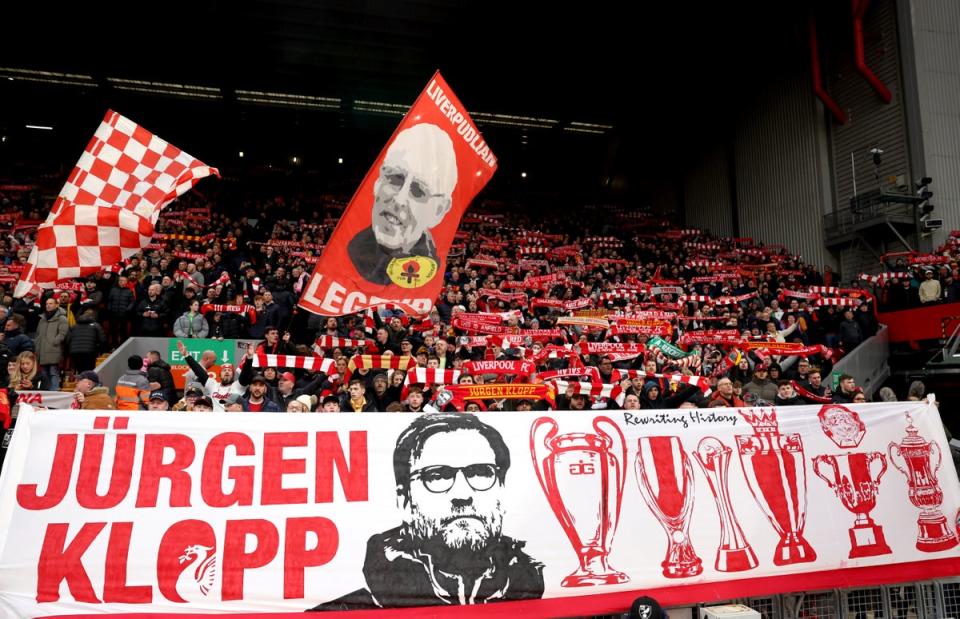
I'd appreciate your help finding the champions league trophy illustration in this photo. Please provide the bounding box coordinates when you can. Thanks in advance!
[888,412,959,552]
[694,437,759,572]
[635,436,703,578]
[813,452,892,558]
[530,416,629,586]
[736,408,817,565]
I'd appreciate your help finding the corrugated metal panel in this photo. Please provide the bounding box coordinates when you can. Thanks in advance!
[830,0,911,211]
[733,70,831,267]
[683,144,733,237]
[910,0,960,245]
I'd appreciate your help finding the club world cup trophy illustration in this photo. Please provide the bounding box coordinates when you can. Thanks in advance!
[736,407,817,565]
[635,436,703,578]
[694,437,759,572]
[813,452,892,558]
[530,416,629,586]
[888,412,959,552]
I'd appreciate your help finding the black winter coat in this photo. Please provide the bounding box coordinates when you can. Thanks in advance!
[67,315,106,355]
[107,286,136,316]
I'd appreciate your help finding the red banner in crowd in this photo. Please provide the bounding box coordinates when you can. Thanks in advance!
[578,342,645,356]
[299,72,496,317]
[451,316,518,334]
[462,360,536,376]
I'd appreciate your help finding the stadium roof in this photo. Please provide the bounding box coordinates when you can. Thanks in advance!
[1,1,807,199]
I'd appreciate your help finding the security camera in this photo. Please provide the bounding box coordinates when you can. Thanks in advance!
[870,147,884,166]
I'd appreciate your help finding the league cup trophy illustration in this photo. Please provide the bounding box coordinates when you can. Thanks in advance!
[635,436,703,578]
[694,437,759,571]
[736,408,817,565]
[813,452,892,558]
[530,416,629,586]
[888,412,959,552]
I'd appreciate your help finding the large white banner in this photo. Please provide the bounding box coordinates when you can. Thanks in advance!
[0,399,958,617]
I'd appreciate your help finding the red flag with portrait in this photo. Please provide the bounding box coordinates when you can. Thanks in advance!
[298,72,497,317]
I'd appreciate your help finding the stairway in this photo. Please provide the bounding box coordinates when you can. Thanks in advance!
[58,353,113,392]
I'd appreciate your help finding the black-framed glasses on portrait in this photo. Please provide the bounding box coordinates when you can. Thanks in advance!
[409,463,499,493]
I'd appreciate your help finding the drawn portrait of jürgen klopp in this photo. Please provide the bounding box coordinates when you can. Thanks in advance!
[347,123,458,288]
[310,413,544,610]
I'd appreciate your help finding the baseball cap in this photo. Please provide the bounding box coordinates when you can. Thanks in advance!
[280,371,296,383]
[184,383,205,397]
[148,390,166,401]
[251,374,268,385]
[322,394,340,406]
[630,595,664,619]
[77,370,101,385]
[222,393,245,406]
[194,396,214,408]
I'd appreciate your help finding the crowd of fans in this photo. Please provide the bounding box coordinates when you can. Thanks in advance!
[0,182,943,417]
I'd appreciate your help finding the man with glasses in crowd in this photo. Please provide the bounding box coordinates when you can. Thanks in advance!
[312,413,542,610]
[347,123,458,287]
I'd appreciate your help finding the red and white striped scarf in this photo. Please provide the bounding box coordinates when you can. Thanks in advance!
[405,367,462,387]
[711,292,758,306]
[815,297,860,307]
[251,354,335,374]
[610,370,712,395]
[808,285,839,295]
[548,379,625,406]
[315,335,368,350]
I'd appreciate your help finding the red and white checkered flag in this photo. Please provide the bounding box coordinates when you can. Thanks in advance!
[14,110,218,297]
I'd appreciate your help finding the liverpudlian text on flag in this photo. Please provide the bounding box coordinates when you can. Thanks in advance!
[14,111,219,298]
[298,72,496,317]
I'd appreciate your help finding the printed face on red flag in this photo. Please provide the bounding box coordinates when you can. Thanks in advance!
[299,72,496,317]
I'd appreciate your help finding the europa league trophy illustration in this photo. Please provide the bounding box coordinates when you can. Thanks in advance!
[813,452,892,558]
[888,412,959,552]
[694,437,759,571]
[736,408,817,565]
[635,436,703,578]
[530,416,629,586]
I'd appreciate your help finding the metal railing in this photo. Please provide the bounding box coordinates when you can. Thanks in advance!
[823,200,915,243]
[591,578,957,618]
[831,324,890,399]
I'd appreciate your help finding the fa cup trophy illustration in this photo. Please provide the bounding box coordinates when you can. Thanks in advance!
[888,412,959,552]
[813,452,892,558]
[636,436,703,578]
[736,408,817,565]
[694,437,758,571]
[531,416,629,586]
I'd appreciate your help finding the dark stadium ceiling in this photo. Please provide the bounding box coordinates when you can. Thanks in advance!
[0,1,807,199]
